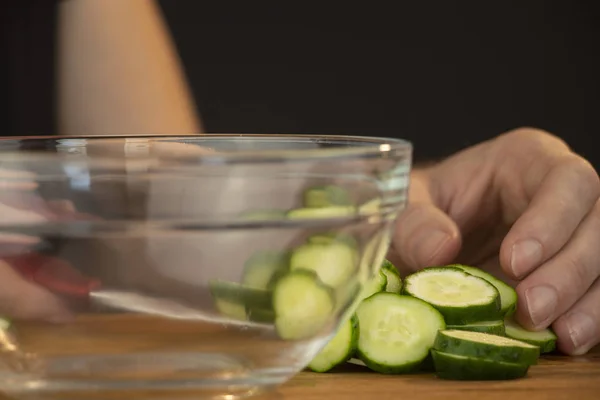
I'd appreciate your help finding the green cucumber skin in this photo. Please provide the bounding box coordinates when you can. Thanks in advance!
[357,350,423,375]
[504,317,557,354]
[246,307,275,323]
[431,350,530,381]
[447,321,506,336]
[209,280,273,310]
[359,270,388,302]
[308,314,359,373]
[450,264,518,317]
[402,267,502,325]
[433,330,540,366]
[380,260,402,293]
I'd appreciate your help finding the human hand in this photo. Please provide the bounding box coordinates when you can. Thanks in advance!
[388,128,600,356]
[0,169,85,324]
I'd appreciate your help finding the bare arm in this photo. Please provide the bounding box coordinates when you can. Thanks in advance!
[56,0,203,136]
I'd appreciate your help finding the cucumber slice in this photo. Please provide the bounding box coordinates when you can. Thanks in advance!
[358,198,381,214]
[302,185,353,208]
[504,316,557,354]
[431,350,530,381]
[209,280,273,310]
[433,329,540,366]
[307,232,358,249]
[355,292,446,374]
[381,260,402,293]
[246,308,275,323]
[358,269,387,301]
[452,264,517,316]
[309,314,359,372]
[287,206,357,219]
[214,298,248,320]
[241,250,290,290]
[402,267,501,324]
[290,241,357,289]
[447,320,506,336]
[273,270,335,340]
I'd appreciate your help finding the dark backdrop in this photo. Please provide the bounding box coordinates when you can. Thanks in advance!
[157,2,599,166]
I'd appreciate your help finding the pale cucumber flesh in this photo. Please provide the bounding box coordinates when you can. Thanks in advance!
[356,293,446,374]
[273,270,335,340]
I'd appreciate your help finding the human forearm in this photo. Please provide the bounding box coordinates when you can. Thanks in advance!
[56,0,202,136]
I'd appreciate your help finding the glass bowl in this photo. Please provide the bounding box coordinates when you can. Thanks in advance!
[0,134,411,399]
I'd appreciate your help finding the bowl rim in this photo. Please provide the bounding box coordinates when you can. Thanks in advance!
[0,134,412,164]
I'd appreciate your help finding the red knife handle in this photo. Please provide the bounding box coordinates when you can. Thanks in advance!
[4,253,101,298]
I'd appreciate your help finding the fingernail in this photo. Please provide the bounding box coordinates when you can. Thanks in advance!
[414,230,450,266]
[565,312,596,353]
[511,239,543,277]
[525,285,558,327]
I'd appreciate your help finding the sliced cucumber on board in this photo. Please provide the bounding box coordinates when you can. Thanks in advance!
[381,260,402,293]
[433,330,540,366]
[504,316,557,354]
[290,241,357,289]
[308,315,359,372]
[431,350,530,381]
[355,292,446,374]
[273,270,335,340]
[451,264,517,317]
[402,267,501,325]
[447,320,506,336]
[358,269,388,302]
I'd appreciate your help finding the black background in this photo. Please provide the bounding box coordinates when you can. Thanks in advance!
[157,1,599,166]
[1,1,598,167]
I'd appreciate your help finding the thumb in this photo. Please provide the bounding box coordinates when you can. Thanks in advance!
[389,201,462,274]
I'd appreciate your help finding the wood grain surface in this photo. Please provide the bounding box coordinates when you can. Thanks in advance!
[0,315,598,400]
[264,345,600,400]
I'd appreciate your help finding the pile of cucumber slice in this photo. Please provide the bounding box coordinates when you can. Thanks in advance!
[209,230,364,338]
[308,262,558,381]
[215,185,559,380]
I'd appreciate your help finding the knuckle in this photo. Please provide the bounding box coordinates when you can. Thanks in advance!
[503,127,570,152]
[560,255,595,299]
[565,157,600,198]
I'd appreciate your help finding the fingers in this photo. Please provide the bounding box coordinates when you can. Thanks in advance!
[390,202,462,273]
[499,142,600,281]
[513,200,600,331]
[552,277,600,356]
[0,259,73,323]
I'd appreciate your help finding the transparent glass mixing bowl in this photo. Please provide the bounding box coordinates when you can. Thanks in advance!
[0,134,411,399]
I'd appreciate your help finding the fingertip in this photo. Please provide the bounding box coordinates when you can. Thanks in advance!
[500,236,543,281]
[553,312,599,356]
[393,203,461,270]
